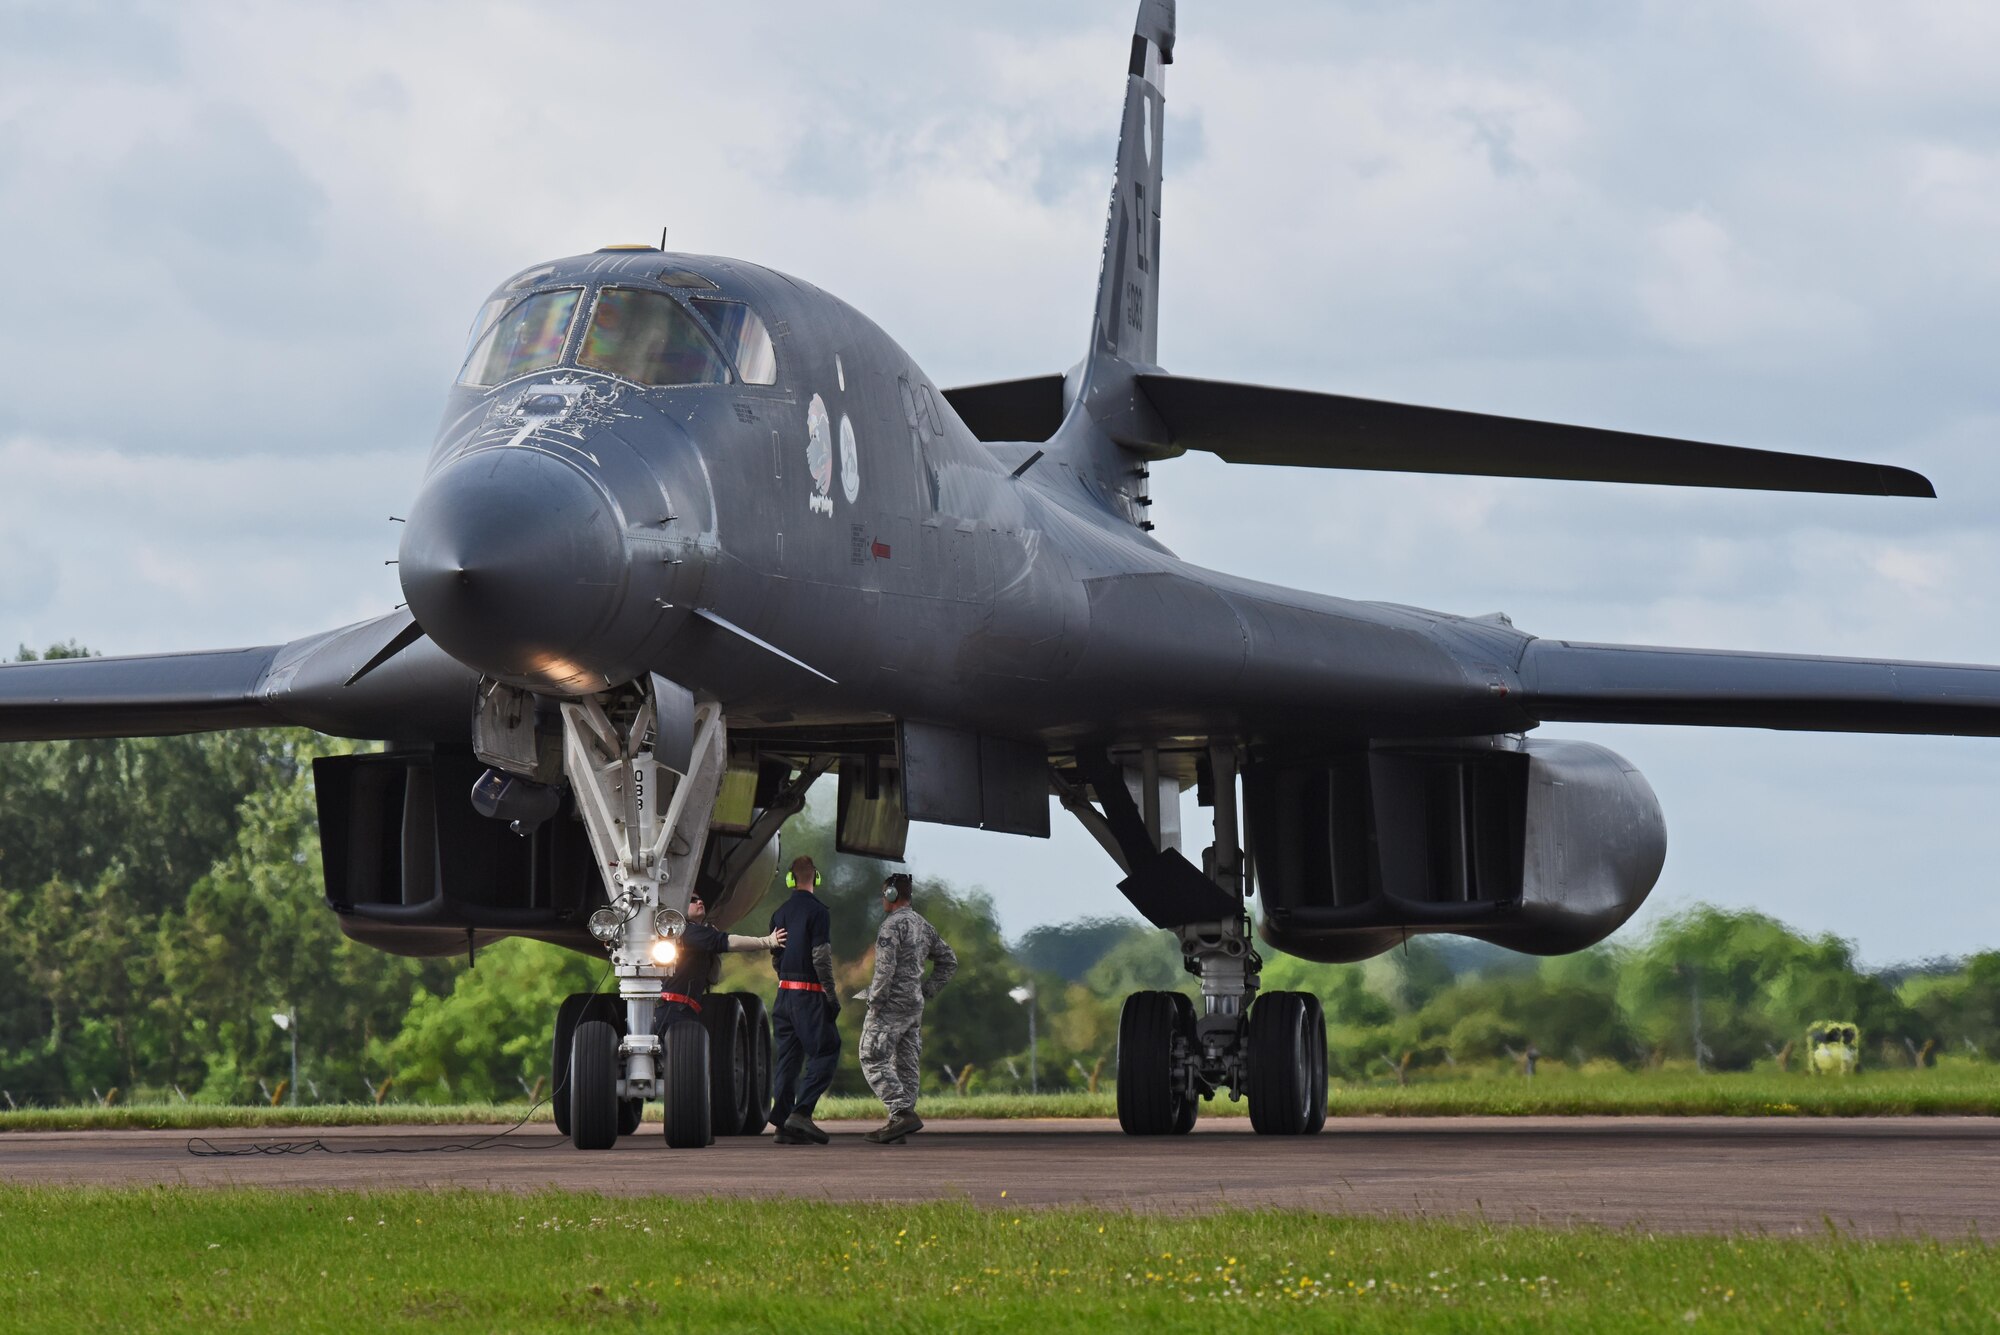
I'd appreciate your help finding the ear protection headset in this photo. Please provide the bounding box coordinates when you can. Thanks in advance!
[786,864,818,890]
[883,872,912,902]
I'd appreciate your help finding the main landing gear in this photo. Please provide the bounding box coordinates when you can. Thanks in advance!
[1096,743,1329,1136]
[547,675,774,1150]
[1114,967,1329,1136]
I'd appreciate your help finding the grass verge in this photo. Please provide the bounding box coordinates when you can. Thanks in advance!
[7,1066,1998,1132]
[2,1186,1992,1333]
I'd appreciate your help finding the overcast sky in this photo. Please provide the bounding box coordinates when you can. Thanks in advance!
[4,1,1999,964]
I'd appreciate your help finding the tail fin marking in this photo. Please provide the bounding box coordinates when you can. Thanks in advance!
[1090,0,1175,371]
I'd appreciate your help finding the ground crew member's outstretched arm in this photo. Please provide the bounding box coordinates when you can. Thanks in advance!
[922,929,958,1000]
[682,923,785,953]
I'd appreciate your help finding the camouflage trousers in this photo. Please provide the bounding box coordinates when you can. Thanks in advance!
[859,1005,924,1115]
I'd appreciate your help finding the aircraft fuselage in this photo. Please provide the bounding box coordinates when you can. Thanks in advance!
[402,248,1529,753]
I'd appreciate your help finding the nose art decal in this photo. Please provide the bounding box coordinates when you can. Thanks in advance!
[475,374,635,466]
[839,414,860,504]
[806,393,834,516]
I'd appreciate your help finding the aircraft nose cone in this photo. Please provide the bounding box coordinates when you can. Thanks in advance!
[399,448,628,691]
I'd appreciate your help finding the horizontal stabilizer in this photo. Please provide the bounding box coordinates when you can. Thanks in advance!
[1521,639,2000,735]
[940,374,1068,443]
[1134,373,1935,497]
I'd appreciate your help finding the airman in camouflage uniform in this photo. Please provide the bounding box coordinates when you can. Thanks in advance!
[858,872,957,1143]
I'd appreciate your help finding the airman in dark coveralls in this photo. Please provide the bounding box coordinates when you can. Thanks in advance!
[767,855,841,1144]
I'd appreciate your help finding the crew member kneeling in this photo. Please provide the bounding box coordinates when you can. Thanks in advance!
[859,872,957,1144]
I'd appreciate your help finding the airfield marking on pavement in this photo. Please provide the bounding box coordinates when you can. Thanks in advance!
[3,1116,1996,1236]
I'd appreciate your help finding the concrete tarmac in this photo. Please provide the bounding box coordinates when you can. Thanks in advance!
[3,1116,1995,1236]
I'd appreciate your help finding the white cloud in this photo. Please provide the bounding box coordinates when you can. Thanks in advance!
[1754,0,2000,98]
[0,437,413,655]
[1636,208,1860,352]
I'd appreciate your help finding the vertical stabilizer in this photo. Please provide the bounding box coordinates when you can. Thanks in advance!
[1089,1,1174,371]
[1047,0,1178,527]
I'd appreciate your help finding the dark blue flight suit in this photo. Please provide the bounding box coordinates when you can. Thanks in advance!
[650,920,730,1035]
[647,919,730,1145]
[767,888,839,1127]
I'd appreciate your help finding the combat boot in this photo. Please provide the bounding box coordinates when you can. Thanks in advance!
[783,1111,831,1144]
[865,1109,923,1144]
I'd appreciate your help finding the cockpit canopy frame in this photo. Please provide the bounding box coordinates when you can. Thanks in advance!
[456,272,779,391]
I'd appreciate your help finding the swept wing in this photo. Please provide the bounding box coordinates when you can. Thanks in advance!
[0,611,477,744]
[1519,639,2000,736]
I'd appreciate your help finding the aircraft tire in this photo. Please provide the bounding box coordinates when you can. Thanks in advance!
[1247,992,1312,1136]
[1299,993,1329,1135]
[701,994,752,1135]
[731,993,775,1136]
[549,992,597,1137]
[1117,991,1182,1135]
[662,1018,713,1149]
[553,993,629,1135]
[1168,991,1200,1134]
[575,995,643,1136]
[568,1019,623,1151]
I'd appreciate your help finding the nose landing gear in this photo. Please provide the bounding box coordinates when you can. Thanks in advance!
[548,675,772,1151]
[552,986,771,1148]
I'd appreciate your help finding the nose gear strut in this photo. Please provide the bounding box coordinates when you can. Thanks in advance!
[558,674,728,1149]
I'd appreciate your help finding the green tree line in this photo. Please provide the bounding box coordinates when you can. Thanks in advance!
[3,643,1996,1105]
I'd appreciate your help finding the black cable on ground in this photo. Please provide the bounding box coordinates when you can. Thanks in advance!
[187,964,617,1159]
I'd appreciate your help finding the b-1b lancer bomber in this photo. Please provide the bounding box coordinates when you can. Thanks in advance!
[4,1,1994,1147]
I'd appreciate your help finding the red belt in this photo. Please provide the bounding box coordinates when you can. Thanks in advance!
[779,980,824,993]
[659,992,703,1012]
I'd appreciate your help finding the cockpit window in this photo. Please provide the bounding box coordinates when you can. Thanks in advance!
[658,269,720,290]
[578,288,730,386]
[692,298,777,385]
[462,297,511,358]
[459,288,582,387]
[505,264,557,291]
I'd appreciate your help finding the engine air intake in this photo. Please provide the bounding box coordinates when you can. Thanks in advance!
[1247,738,1665,963]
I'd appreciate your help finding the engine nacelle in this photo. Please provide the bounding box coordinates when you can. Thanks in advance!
[315,748,600,957]
[1248,737,1665,963]
[315,746,786,957]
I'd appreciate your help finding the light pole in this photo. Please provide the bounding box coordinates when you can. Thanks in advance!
[1672,963,1705,1073]
[271,1007,298,1105]
[1008,984,1037,1094]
